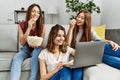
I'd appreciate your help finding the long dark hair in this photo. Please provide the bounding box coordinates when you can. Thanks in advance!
[25,3,44,54]
[71,10,91,48]
[46,24,67,53]
[25,3,43,36]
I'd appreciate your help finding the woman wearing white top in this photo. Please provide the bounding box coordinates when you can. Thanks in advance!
[38,24,82,80]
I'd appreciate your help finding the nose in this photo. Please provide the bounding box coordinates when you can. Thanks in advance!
[60,36,65,40]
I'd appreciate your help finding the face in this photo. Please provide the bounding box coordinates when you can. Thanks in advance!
[54,30,65,46]
[30,6,40,21]
[76,12,85,27]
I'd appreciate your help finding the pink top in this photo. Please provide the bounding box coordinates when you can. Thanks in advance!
[19,21,37,36]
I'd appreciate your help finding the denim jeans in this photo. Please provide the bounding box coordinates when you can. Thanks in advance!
[50,67,72,80]
[102,54,120,69]
[102,43,120,69]
[10,45,42,80]
[50,67,83,80]
[72,67,83,80]
[104,43,120,57]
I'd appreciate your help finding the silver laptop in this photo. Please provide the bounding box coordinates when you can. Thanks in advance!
[70,41,106,68]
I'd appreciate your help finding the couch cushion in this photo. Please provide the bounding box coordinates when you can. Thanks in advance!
[105,28,120,45]
[0,52,31,71]
[84,63,120,80]
[0,24,18,52]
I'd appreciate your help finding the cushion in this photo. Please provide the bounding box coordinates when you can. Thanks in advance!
[92,24,106,40]
[84,63,120,80]
[0,24,18,52]
[105,29,120,45]
[0,52,31,71]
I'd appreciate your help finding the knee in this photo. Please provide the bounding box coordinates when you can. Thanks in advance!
[34,48,42,52]
[12,53,20,61]
[105,43,112,48]
[32,48,42,57]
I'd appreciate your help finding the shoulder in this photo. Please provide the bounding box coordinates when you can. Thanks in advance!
[18,21,26,31]
[19,21,26,27]
[38,49,48,59]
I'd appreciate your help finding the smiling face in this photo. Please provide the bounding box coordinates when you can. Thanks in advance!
[30,6,40,21]
[76,12,85,27]
[54,30,65,46]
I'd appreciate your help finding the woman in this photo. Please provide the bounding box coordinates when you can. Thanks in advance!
[38,24,82,80]
[10,3,45,80]
[67,10,120,69]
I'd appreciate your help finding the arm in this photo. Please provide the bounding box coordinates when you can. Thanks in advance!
[19,19,35,45]
[104,39,120,51]
[92,29,120,51]
[66,19,76,45]
[39,59,65,80]
[18,24,32,45]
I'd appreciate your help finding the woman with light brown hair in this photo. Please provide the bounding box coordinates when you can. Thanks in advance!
[67,10,120,75]
[39,24,82,80]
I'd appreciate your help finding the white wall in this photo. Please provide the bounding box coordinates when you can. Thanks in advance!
[0,0,101,26]
[101,0,120,29]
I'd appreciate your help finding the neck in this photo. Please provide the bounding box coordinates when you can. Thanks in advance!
[79,25,83,29]
[54,45,60,53]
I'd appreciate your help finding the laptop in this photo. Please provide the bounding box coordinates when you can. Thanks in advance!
[69,41,106,68]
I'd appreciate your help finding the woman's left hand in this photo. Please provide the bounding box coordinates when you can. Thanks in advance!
[109,41,120,51]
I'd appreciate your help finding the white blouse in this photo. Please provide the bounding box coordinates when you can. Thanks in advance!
[38,46,74,72]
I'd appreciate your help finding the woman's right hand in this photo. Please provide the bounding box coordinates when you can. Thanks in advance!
[69,19,76,29]
[28,19,35,30]
[56,62,67,71]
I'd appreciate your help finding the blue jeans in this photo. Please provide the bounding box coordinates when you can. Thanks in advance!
[72,67,83,80]
[104,43,120,57]
[10,45,42,80]
[102,54,120,69]
[50,67,72,80]
[102,43,120,69]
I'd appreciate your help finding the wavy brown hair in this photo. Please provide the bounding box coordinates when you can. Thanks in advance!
[46,24,67,53]
[25,3,44,54]
[71,10,91,48]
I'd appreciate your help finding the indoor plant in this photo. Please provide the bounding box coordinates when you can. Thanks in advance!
[65,0,100,19]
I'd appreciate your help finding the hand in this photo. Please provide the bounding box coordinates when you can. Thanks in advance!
[28,19,36,29]
[69,19,76,29]
[109,41,119,51]
[56,62,67,71]
[68,60,74,65]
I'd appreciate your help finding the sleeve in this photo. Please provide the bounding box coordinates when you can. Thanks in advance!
[67,46,74,54]
[38,49,46,60]
[91,29,101,41]
[18,21,26,33]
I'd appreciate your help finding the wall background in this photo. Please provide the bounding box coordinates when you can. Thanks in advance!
[0,0,120,29]
[101,0,120,29]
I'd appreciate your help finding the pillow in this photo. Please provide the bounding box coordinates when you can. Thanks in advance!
[92,24,106,40]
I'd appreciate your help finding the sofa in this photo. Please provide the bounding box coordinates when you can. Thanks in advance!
[0,24,120,80]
